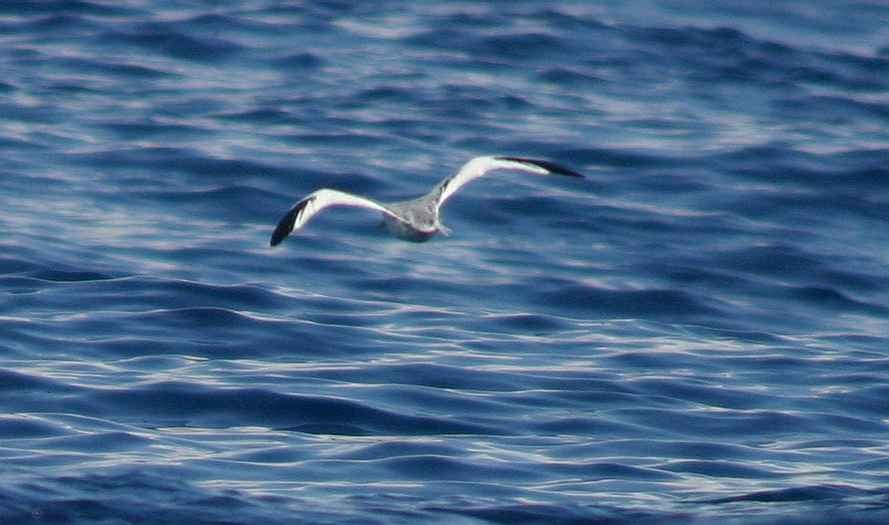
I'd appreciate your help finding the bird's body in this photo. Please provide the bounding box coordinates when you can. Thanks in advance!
[270,155,583,246]
[381,196,442,242]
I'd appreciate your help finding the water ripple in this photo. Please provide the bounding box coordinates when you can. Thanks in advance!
[2,2,888,524]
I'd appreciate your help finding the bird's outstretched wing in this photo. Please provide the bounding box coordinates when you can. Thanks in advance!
[430,155,584,211]
[270,189,401,246]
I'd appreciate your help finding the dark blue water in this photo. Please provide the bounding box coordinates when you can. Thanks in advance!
[2,1,889,524]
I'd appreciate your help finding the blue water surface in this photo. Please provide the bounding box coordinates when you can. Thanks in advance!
[2,1,889,524]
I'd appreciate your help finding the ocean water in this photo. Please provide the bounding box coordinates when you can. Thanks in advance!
[2,1,889,523]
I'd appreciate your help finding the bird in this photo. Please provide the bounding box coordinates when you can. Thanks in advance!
[269,155,584,246]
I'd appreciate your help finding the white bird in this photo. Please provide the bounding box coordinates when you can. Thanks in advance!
[270,155,584,246]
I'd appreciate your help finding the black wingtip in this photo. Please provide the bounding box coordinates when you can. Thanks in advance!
[269,203,304,247]
[496,156,585,178]
[269,211,294,247]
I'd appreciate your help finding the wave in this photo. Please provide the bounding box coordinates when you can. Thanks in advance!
[2,2,889,524]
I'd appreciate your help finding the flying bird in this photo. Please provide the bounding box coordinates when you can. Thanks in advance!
[270,155,583,246]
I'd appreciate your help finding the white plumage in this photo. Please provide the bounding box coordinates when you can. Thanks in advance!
[270,155,583,246]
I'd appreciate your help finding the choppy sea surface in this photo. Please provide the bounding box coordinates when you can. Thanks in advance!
[2,1,889,524]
